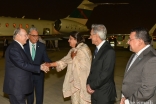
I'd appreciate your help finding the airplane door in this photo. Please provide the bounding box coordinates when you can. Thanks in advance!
[43,28,50,35]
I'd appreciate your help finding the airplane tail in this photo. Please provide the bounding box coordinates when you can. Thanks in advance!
[149,23,156,36]
[65,0,97,25]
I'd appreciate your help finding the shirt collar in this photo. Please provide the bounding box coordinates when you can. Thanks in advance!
[136,45,150,56]
[29,40,36,46]
[14,40,24,49]
[96,40,105,51]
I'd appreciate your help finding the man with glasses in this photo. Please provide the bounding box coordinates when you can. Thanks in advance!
[3,28,49,104]
[120,27,156,104]
[24,27,51,104]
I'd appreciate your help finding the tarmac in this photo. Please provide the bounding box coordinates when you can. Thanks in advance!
[0,39,133,104]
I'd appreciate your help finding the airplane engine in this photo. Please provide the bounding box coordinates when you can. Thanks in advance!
[54,19,89,33]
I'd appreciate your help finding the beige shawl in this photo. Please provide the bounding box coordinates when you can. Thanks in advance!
[56,43,92,102]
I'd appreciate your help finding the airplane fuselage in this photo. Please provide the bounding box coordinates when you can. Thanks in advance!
[0,17,89,36]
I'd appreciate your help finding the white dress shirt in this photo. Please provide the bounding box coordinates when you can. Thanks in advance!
[29,40,36,56]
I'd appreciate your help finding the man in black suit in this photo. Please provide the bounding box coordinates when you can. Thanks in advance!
[3,28,49,104]
[2,36,9,57]
[24,27,51,104]
[87,24,116,104]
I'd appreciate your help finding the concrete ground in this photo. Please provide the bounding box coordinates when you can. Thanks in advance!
[0,39,133,104]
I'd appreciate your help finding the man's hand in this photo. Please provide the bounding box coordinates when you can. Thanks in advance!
[71,51,77,59]
[40,64,49,73]
[120,97,126,104]
[86,84,94,94]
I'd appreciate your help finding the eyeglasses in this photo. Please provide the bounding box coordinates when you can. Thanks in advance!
[30,34,39,38]
[127,38,138,42]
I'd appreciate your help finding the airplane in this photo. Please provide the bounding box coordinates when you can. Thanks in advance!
[0,0,97,40]
[0,0,129,48]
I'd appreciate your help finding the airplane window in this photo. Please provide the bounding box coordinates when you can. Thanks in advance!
[6,23,9,27]
[19,24,22,28]
[26,24,29,28]
[13,23,16,28]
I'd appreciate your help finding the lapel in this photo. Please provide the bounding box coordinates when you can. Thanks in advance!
[24,41,33,62]
[125,54,135,72]
[92,41,108,64]
[24,41,41,62]
[13,41,29,60]
[34,42,40,61]
[124,46,152,77]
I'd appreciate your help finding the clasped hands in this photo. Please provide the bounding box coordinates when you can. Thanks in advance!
[40,63,50,73]
[41,62,57,73]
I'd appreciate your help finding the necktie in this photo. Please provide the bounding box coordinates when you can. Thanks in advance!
[94,47,98,56]
[127,54,138,71]
[32,44,36,60]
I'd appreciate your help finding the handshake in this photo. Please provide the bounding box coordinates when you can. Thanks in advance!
[40,62,56,73]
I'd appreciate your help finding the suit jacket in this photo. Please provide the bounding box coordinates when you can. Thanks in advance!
[3,41,40,95]
[87,41,117,103]
[122,46,156,104]
[24,40,51,79]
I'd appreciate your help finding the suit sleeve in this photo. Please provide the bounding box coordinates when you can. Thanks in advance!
[89,49,115,90]
[9,47,40,73]
[129,57,156,102]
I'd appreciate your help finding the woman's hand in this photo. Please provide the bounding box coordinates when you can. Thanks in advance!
[44,62,57,67]
[71,51,77,59]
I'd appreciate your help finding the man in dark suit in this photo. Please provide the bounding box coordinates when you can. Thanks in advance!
[2,36,9,57]
[87,24,116,104]
[3,28,49,104]
[24,27,51,104]
[120,27,156,104]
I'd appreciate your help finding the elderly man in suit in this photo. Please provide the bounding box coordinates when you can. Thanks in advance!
[3,28,49,104]
[87,24,117,104]
[120,27,156,104]
[24,27,51,104]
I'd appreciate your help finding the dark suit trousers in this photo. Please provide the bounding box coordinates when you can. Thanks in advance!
[9,94,26,104]
[27,73,44,104]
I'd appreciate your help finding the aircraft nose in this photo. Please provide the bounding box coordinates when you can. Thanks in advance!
[54,19,61,31]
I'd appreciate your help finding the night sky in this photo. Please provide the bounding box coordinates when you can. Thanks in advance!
[0,0,156,34]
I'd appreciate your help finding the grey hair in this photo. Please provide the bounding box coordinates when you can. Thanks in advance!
[13,28,21,39]
[91,24,107,40]
[28,27,38,34]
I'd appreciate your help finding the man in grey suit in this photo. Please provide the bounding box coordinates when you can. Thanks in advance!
[87,24,116,104]
[120,27,156,104]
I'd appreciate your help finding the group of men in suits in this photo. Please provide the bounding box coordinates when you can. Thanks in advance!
[86,24,156,104]
[3,24,156,104]
[3,27,51,104]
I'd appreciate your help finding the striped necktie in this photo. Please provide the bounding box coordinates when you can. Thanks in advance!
[94,47,98,56]
[32,44,36,60]
[127,54,138,71]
